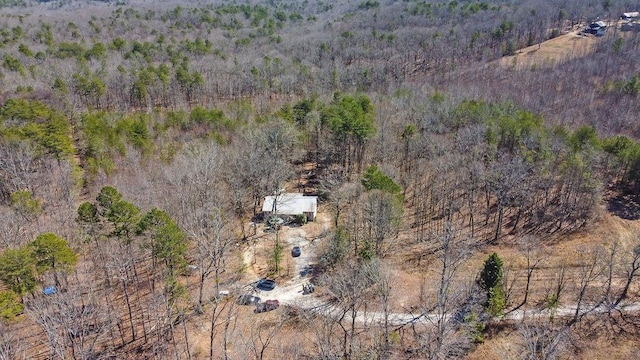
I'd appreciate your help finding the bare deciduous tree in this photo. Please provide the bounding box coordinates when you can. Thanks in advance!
[103,240,139,343]
[319,169,360,228]
[377,264,393,357]
[189,208,235,313]
[208,294,238,360]
[0,142,40,199]
[509,237,544,312]
[614,240,640,307]
[571,246,604,324]
[518,316,570,360]
[308,310,342,359]
[242,315,284,360]
[164,144,236,313]
[362,190,402,257]
[27,280,112,360]
[323,259,381,359]
[486,154,529,243]
[0,320,25,359]
[418,221,472,359]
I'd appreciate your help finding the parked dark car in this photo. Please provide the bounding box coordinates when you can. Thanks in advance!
[257,278,277,291]
[291,246,301,257]
[255,299,280,313]
[237,294,261,305]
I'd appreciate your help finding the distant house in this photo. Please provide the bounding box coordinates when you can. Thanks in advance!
[585,21,608,36]
[262,193,318,221]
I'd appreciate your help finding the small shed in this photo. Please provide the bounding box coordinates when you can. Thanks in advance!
[262,193,318,221]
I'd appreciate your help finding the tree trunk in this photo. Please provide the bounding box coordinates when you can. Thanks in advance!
[614,251,640,306]
[494,204,504,243]
[121,278,136,342]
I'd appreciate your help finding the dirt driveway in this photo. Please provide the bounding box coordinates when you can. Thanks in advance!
[242,212,330,308]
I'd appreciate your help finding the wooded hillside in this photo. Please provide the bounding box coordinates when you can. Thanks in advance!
[1,0,640,359]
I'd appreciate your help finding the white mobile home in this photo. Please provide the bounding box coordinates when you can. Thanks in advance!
[262,193,318,221]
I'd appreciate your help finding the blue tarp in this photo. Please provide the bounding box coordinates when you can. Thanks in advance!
[43,286,57,295]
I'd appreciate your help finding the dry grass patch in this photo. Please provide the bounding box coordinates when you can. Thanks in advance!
[498,30,597,70]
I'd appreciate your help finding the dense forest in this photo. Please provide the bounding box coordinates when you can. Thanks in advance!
[1,0,640,358]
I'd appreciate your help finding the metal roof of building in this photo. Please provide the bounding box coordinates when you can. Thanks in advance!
[262,193,317,215]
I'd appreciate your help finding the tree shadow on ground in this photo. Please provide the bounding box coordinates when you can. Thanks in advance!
[607,191,640,220]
